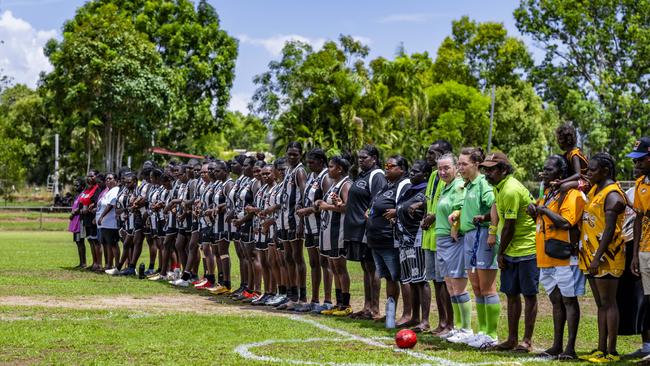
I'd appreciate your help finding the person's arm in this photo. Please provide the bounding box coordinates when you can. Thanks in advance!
[589,191,626,275]
[98,204,114,225]
[632,213,642,275]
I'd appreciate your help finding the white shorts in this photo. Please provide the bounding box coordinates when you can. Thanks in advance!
[639,252,650,295]
[539,265,585,297]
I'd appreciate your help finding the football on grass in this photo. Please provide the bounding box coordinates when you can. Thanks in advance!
[395,329,417,349]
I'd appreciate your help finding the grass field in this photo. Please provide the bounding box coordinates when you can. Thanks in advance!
[0,230,642,365]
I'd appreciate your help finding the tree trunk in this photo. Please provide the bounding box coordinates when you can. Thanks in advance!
[105,121,112,173]
[86,135,91,174]
[116,130,124,171]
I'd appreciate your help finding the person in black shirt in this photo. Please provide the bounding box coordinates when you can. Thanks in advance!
[396,160,431,332]
[344,145,387,320]
[368,155,411,327]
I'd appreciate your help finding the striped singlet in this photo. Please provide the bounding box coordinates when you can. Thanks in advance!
[303,169,328,236]
[320,176,350,251]
[281,163,305,232]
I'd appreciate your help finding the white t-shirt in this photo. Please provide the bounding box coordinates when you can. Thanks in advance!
[96,186,119,229]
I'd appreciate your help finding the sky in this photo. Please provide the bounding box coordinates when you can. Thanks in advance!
[0,0,526,114]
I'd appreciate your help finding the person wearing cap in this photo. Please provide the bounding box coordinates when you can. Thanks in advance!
[480,152,538,353]
[630,137,650,362]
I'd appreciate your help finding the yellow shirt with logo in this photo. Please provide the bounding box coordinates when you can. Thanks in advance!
[635,175,650,252]
[536,188,585,268]
[578,183,626,277]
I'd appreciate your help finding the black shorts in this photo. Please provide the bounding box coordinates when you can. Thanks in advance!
[156,226,165,238]
[500,256,539,296]
[273,239,284,251]
[256,240,269,251]
[321,246,347,259]
[133,216,144,232]
[100,228,120,246]
[85,225,98,240]
[192,220,199,233]
[304,234,319,249]
[165,228,179,236]
[200,227,214,245]
[345,240,372,262]
[277,229,298,241]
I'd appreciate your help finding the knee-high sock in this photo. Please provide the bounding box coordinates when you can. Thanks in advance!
[484,294,501,339]
[457,292,472,331]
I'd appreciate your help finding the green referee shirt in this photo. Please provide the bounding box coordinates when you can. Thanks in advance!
[435,177,465,236]
[459,174,494,234]
[493,175,536,257]
[421,170,445,251]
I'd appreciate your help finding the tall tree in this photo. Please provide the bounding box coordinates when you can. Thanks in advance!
[515,0,650,174]
[43,3,172,173]
[79,0,238,149]
[433,16,533,89]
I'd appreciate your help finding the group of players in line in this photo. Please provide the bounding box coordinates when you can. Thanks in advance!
[68,125,650,363]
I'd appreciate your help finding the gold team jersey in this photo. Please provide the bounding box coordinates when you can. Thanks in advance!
[635,175,650,252]
[578,182,626,277]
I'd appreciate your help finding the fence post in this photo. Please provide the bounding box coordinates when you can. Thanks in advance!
[39,207,43,230]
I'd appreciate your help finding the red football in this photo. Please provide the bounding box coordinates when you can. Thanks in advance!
[395,329,417,349]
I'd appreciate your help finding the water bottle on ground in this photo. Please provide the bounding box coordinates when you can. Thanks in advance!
[385,297,396,329]
[138,263,145,279]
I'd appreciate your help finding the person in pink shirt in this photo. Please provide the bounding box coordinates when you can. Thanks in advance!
[68,178,86,268]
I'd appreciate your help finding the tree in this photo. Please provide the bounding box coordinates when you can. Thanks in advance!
[491,82,560,180]
[0,85,53,183]
[433,16,533,89]
[78,0,238,149]
[43,3,172,173]
[251,35,368,155]
[515,0,650,175]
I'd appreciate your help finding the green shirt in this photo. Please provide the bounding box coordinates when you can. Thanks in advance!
[493,175,536,257]
[421,170,446,251]
[459,174,494,234]
[435,177,465,236]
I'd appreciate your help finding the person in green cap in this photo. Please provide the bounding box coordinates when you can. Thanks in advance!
[480,151,538,353]
[421,140,454,336]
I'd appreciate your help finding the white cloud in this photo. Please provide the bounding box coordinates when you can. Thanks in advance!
[228,92,252,114]
[377,13,434,24]
[238,34,326,56]
[0,10,55,87]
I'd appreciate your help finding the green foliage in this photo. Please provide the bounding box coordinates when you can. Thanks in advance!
[515,0,650,177]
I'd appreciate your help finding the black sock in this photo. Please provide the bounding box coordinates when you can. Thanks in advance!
[156,267,161,273]
[218,272,224,284]
[206,274,216,284]
[224,280,231,289]
[148,262,154,270]
[129,263,136,269]
[342,293,351,307]
[324,300,332,304]
[299,287,307,302]
[335,289,342,306]
[279,285,287,295]
[290,286,299,301]
[181,271,192,281]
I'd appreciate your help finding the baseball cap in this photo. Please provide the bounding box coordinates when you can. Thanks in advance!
[627,137,650,159]
[479,151,511,168]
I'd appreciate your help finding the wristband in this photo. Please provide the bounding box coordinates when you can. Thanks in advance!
[488,225,497,235]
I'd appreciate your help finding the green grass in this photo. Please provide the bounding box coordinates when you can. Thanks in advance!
[0,210,69,231]
[0,231,642,365]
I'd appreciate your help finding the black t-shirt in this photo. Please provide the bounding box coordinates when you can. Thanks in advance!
[343,168,387,242]
[396,182,427,247]
[366,177,409,249]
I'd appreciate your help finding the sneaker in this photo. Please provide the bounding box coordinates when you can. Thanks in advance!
[580,350,604,361]
[467,334,498,349]
[625,348,650,359]
[439,328,460,340]
[229,286,245,298]
[170,278,190,287]
[447,329,474,343]
[272,296,291,308]
[144,269,155,276]
[320,306,339,315]
[243,293,260,303]
[310,302,332,314]
[119,268,135,276]
[276,300,297,310]
[195,281,214,290]
[295,302,315,312]
[252,293,271,306]
[210,286,231,295]
[193,278,209,287]
[265,294,286,306]
[148,273,162,281]
[234,290,254,301]
[104,268,119,275]
[588,353,620,363]
[332,306,353,317]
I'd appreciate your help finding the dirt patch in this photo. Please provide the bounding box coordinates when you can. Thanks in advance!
[0,294,255,315]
